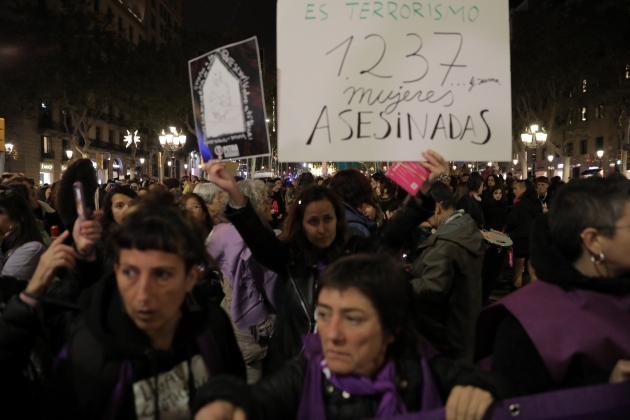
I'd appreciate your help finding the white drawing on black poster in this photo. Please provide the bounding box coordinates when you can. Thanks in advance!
[202,58,246,138]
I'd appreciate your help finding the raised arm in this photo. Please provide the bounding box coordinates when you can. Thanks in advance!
[359,150,448,254]
[205,160,291,275]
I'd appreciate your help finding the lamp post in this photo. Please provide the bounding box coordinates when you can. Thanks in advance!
[547,155,554,178]
[167,160,172,178]
[139,157,145,176]
[597,150,604,175]
[159,127,186,181]
[521,124,548,179]
[66,149,73,160]
[5,143,14,172]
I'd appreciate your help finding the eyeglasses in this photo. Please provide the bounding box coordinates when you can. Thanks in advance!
[183,204,202,211]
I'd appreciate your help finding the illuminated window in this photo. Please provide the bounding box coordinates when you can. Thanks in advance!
[42,136,52,154]
[626,64,630,79]
[581,107,587,121]
[582,79,587,93]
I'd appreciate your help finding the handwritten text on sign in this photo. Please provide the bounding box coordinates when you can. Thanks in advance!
[277,1,511,162]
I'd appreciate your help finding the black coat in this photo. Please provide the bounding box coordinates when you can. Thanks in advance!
[42,274,245,419]
[225,196,436,373]
[456,194,485,230]
[488,217,630,397]
[193,341,511,420]
[504,198,543,239]
[0,258,103,416]
[482,200,508,231]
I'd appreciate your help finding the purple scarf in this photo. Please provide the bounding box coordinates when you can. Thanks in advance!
[476,281,630,382]
[297,334,442,420]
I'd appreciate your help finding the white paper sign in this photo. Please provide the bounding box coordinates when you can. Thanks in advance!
[277,1,512,162]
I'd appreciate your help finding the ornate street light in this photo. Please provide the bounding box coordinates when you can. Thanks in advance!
[547,155,554,163]
[521,124,547,178]
[66,149,73,160]
[140,157,145,165]
[159,126,186,153]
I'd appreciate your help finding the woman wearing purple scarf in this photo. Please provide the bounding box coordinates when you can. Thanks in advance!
[193,254,509,420]
[476,174,630,397]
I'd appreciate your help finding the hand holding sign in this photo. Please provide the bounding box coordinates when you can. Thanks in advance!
[204,160,246,207]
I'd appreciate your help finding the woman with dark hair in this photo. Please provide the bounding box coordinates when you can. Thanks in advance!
[38,186,49,203]
[477,175,630,398]
[298,172,316,194]
[482,185,508,232]
[194,254,509,420]
[370,172,386,190]
[180,192,213,238]
[456,173,485,230]
[329,169,376,238]
[55,159,101,230]
[481,174,501,200]
[363,192,385,227]
[45,180,60,210]
[504,180,543,288]
[376,178,400,216]
[100,186,138,239]
[0,187,46,279]
[29,191,245,418]
[204,151,449,373]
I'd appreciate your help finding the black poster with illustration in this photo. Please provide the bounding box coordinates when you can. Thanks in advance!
[189,37,270,161]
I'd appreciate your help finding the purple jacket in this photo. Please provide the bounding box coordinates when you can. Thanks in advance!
[207,223,280,330]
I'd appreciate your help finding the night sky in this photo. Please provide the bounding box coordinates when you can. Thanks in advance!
[183,0,277,73]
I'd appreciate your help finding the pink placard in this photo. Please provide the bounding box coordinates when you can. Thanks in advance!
[386,162,431,196]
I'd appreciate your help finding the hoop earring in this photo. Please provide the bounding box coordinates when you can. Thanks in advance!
[590,252,605,265]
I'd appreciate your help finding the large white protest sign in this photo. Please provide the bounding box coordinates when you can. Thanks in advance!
[277,1,511,162]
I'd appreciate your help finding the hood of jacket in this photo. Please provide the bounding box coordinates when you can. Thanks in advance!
[79,273,209,359]
[530,216,630,296]
[419,213,485,257]
[343,203,376,230]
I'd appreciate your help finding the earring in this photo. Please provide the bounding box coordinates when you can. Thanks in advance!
[590,252,605,265]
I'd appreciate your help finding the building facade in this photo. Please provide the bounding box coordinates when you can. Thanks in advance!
[2,0,185,184]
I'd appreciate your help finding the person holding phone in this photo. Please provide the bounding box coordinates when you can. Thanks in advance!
[56,159,103,231]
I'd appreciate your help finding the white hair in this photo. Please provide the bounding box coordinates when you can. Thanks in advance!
[193,182,225,203]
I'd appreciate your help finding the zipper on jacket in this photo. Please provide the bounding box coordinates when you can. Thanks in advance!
[287,266,313,356]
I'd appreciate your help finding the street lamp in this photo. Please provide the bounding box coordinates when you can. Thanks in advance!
[513,159,518,166]
[159,126,186,153]
[4,143,15,172]
[66,149,73,160]
[521,124,548,178]
[597,150,604,173]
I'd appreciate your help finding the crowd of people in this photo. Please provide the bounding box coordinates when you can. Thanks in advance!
[0,153,628,419]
